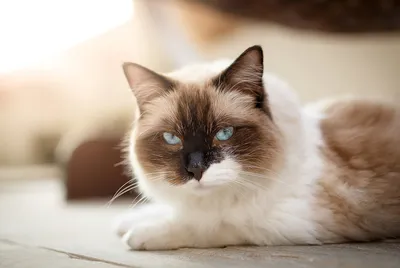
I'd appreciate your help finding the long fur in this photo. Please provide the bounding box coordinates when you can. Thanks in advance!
[114,47,400,250]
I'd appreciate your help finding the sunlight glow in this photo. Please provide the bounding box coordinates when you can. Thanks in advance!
[0,0,133,73]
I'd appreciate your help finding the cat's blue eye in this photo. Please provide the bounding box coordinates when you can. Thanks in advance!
[215,127,234,141]
[163,132,181,145]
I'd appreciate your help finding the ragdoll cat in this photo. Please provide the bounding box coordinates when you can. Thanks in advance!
[114,45,400,250]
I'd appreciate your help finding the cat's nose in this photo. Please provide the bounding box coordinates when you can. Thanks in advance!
[187,166,205,181]
[186,152,205,181]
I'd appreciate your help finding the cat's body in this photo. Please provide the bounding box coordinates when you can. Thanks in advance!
[115,46,400,250]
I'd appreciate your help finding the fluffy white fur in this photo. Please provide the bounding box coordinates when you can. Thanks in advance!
[114,60,327,250]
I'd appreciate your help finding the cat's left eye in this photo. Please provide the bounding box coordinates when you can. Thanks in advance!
[163,132,182,145]
[215,127,234,141]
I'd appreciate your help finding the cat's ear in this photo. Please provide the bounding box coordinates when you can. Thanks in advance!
[122,62,174,109]
[215,45,264,97]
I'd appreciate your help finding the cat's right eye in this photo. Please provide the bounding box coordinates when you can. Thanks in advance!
[163,132,182,145]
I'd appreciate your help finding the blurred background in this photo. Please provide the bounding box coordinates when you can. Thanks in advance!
[1,0,400,200]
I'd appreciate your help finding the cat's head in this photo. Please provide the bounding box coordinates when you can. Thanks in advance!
[123,46,283,198]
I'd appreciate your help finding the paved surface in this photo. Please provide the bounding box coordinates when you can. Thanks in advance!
[1,177,399,268]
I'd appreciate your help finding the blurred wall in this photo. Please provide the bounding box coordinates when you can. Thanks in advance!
[173,1,400,102]
[0,2,170,166]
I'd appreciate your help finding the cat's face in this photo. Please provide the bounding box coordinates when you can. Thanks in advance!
[124,46,282,194]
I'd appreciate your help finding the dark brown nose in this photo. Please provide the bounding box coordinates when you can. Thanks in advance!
[187,166,205,181]
[186,152,205,181]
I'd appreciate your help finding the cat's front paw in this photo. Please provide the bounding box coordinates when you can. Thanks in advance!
[113,203,172,237]
[122,221,183,251]
[113,211,144,237]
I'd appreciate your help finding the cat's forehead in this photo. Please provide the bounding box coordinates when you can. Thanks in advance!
[141,84,258,134]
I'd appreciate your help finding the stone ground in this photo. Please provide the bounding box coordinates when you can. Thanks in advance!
[0,176,399,268]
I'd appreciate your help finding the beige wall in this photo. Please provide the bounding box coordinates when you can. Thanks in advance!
[169,1,400,103]
[0,2,170,165]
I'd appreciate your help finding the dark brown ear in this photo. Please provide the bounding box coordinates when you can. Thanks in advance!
[122,62,174,110]
[214,45,265,103]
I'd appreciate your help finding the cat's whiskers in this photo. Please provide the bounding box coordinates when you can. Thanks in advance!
[143,171,176,182]
[130,192,143,207]
[200,167,271,193]
[142,171,174,176]
[234,176,271,192]
[106,184,138,207]
[107,179,135,206]
[130,194,150,208]
[106,174,168,207]
[239,170,294,188]
[204,166,292,191]
[242,165,281,176]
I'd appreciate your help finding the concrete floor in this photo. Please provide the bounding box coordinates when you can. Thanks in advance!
[0,177,399,268]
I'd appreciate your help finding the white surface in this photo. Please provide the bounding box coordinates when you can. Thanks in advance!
[0,178,399,268]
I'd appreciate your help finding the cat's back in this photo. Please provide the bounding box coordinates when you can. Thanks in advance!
[320,99,400,175]
[314,98,400,242]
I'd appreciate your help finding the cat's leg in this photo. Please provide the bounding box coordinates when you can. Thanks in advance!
[120,208,243,250]
[113,203,172,237]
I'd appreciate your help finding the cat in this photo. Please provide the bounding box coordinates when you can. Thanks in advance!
[114,45,400,250]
